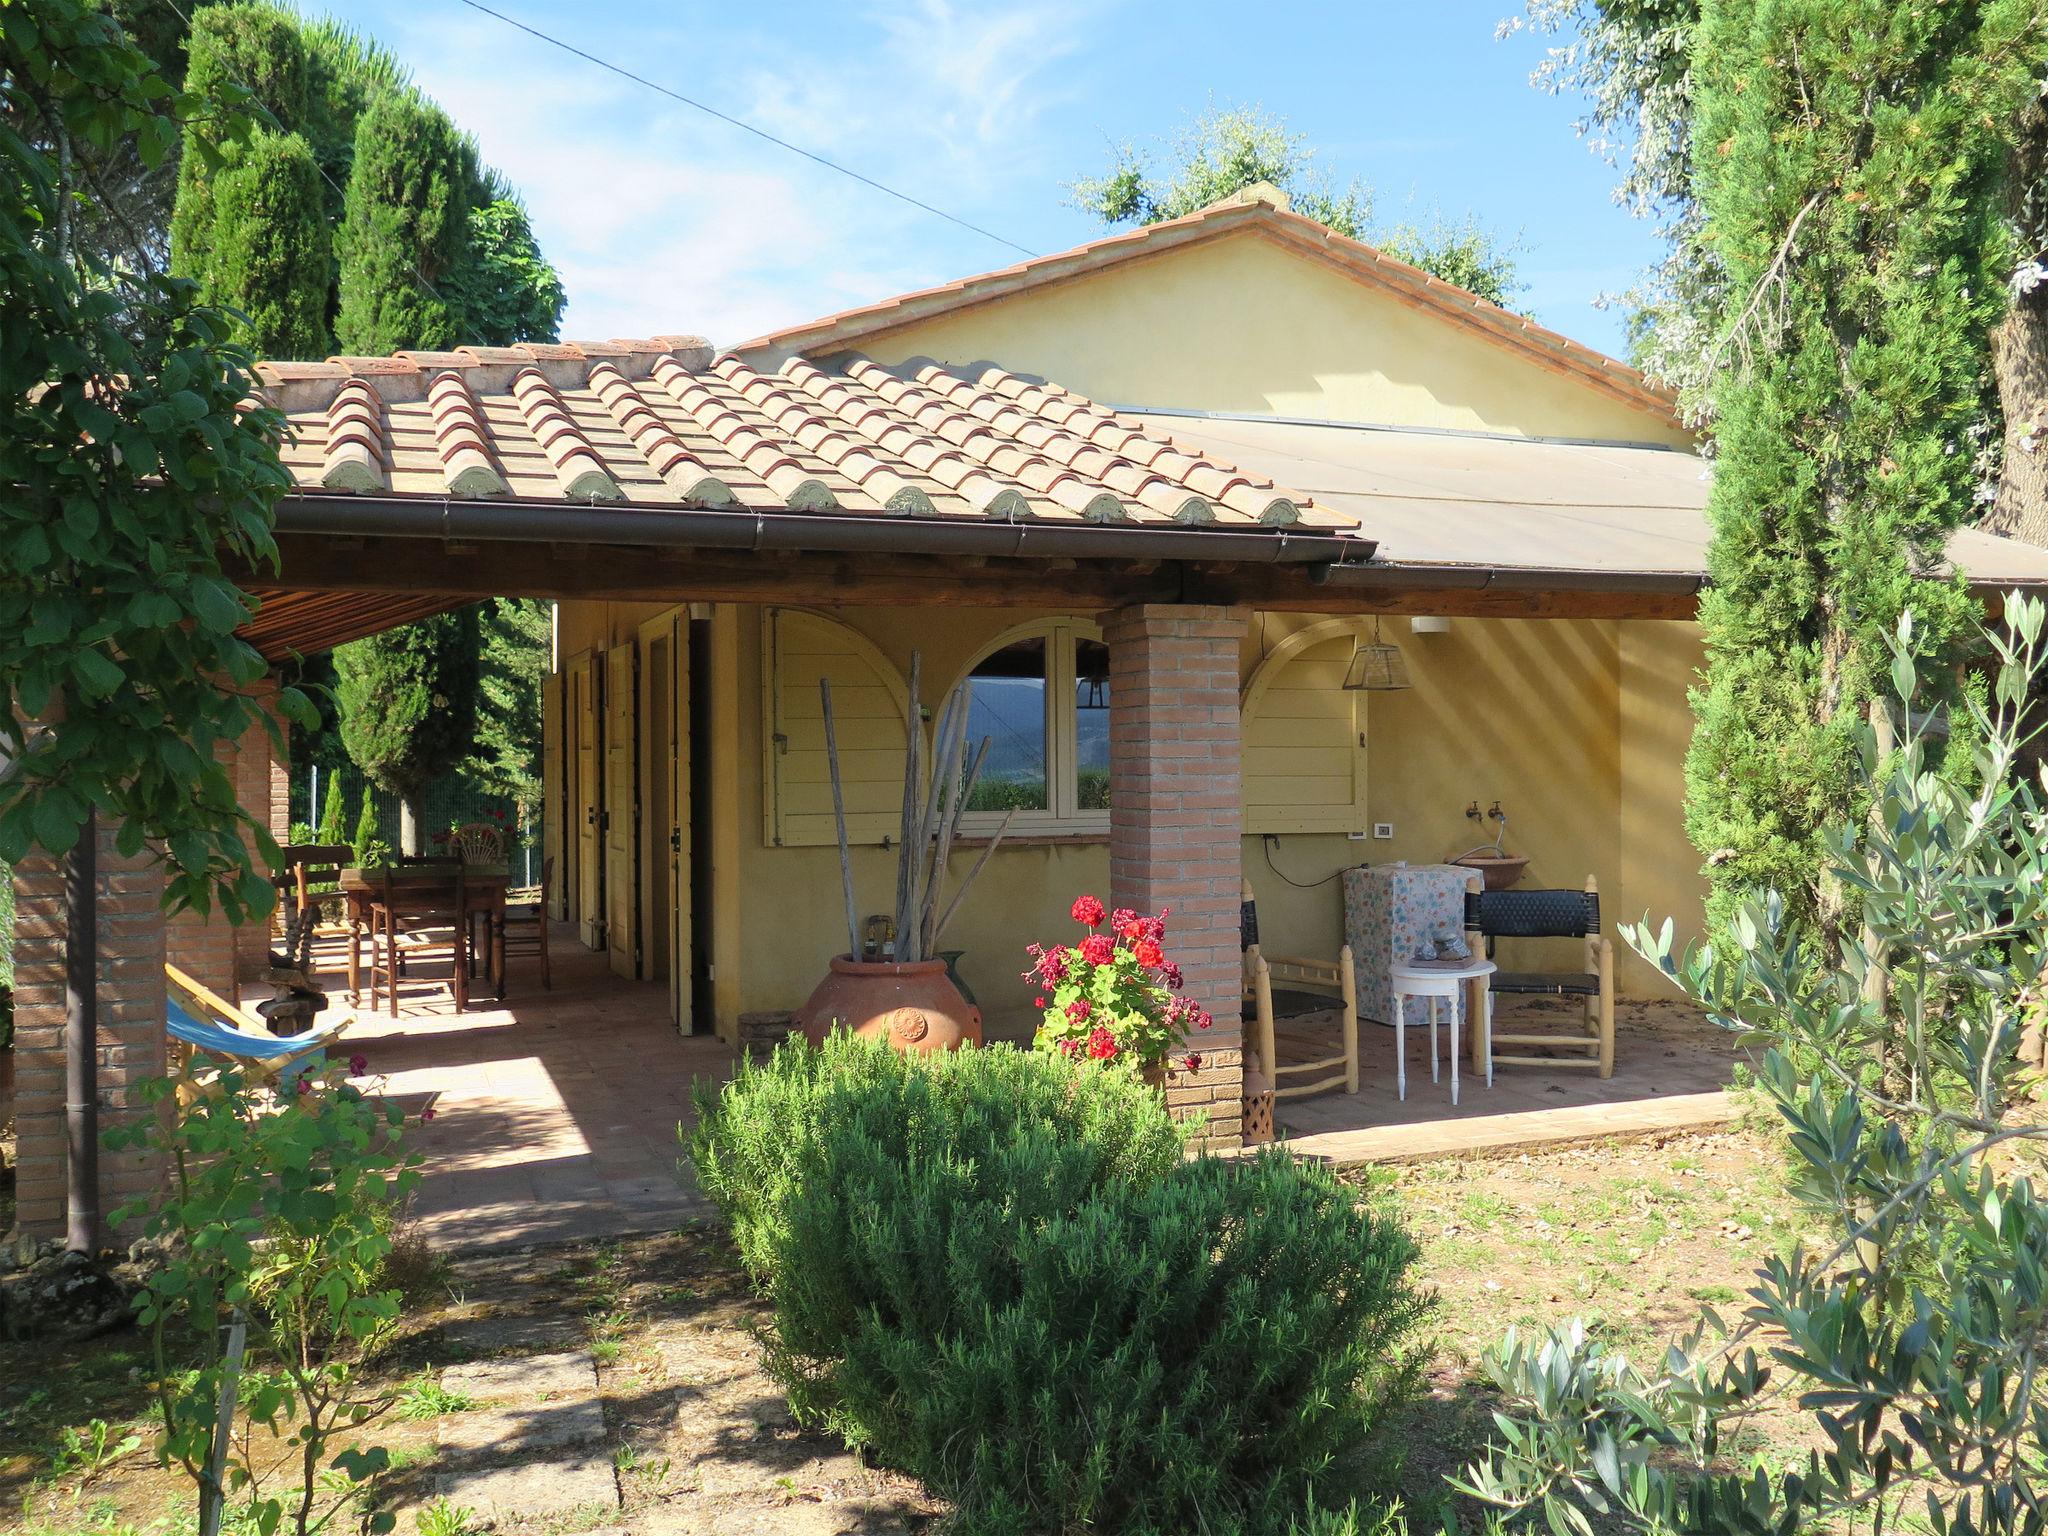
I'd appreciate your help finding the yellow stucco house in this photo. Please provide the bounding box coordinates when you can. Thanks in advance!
[17,185,2048,1237]
[170,186,2048,1106]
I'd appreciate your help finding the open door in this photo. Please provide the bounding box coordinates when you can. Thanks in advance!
[570,651,603,949]
[604,641,638,979]
[639,610,691,1032]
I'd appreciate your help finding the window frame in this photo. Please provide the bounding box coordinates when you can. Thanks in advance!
[949,618,1110,836]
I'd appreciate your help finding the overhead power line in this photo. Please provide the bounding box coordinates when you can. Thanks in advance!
[454,0,1040,260]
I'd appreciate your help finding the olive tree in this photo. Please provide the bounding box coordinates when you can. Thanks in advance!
[1460,595,2048,1536]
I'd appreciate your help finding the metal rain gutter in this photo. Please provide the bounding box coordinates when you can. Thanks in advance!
[274,493,1376,567]
[1309,562,1707,595]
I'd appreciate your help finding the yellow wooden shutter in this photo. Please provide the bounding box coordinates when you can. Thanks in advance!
[1241,628,1367,835]
[540,672,566,921]
[761,609,910,847]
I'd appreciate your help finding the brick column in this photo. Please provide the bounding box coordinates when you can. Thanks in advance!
[1104,604,1247,1151]
[164,679,285,1002]
[9,823,169,1242]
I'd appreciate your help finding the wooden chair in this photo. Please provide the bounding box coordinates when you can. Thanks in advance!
[366,860,469,1016]
[501,855,552,990]
[1465,875,1615,1077]
[280,843,352,924]
[1241,878,1359,1100]
[448,821,507,864]
[443,824,509,973]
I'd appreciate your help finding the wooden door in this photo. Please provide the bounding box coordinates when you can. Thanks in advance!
[637,612,691,1032]
[604,641,638,979]
[571,652,603,949]
[540,672,566,922]
[670,618,692,1032]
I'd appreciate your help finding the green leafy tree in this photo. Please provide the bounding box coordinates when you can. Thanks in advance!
[2,0,308,921]
[447,197,564,345]
[335,609,480,853]
[1070,103,1523,307]
[334,87,476,353]
[1679,0,2038,935]
[1461,596,2048,1536]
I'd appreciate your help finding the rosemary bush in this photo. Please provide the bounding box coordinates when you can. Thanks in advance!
[691,1035,1429,1535]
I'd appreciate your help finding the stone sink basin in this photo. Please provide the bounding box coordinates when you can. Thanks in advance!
[1450,853,1530,890]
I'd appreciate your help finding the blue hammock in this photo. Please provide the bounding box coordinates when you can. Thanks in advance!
[166,965,350,1085]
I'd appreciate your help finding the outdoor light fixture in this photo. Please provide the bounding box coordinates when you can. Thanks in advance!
[1343,618,1412,691]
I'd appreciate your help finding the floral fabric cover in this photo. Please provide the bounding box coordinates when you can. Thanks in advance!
[1342,862,1474,1027]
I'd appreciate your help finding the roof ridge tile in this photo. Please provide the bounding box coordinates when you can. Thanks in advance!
[424,370,509,499]
[321,378,386,493]
[508,366,624,502]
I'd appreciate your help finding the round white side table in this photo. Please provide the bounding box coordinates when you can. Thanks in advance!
[1389,958,1496,1105]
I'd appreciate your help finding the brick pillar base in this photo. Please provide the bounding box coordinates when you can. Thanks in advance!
[165,678,285,1003]
[9,823,169,1243]
[1105,604,1247,1151]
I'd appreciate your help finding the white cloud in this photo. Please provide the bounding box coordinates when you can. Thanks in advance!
[350,0,1094,345]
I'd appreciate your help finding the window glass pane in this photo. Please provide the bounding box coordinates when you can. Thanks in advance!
[965,637,1048,812]
[1074,637,1110,811]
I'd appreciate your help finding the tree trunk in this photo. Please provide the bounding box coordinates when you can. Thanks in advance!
[399,795,423,856]
[1990,99,2048,546]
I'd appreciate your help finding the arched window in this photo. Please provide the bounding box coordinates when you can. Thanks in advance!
[953,619,1110,833]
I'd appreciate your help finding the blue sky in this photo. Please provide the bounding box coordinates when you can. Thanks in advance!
[324,1,1659,360]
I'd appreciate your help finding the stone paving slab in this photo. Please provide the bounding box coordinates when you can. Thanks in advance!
[438,1391,606,1455]
[430,1454,617,1522]
[444,1348,595,1403]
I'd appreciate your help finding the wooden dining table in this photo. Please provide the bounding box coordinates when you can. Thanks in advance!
[338,865,513,1010]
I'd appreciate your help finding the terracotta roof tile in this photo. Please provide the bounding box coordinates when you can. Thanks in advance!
[257,341,1354,537]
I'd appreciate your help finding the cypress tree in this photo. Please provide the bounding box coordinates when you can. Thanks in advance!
[315,776,350,850]
[335,608,482,854]
[334,90,477,353]
[169,3,331,358]
[203,129,332,357]
[1683,0,2042,933]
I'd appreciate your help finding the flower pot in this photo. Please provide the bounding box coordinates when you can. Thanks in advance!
[796,955,982,1053]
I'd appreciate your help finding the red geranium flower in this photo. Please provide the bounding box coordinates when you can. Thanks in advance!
[1065,998,1093,1022]
[1160,960,1183,991]
[1080,934,1115,967]
[1185,1052,1204,1071]
[1111,907,1137,936]
[1086,1026,1120,1060]
[1034,995,1046,1008]
[1071,895,1107,928]
[1133,937,1164,969]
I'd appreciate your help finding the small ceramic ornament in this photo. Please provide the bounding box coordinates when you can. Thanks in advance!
[1411,939,1440,963]
[1437,932,1472,962]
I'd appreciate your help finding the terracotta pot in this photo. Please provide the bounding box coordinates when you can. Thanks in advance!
[796,955,982,1053]
[1450,853,1530,890]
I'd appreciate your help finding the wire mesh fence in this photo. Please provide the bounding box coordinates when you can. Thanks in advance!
[291,763,545,884]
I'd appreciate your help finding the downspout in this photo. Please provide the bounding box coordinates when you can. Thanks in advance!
[65,806,98,1255]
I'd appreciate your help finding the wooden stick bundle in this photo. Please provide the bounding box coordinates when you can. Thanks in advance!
[817,649,1014,967]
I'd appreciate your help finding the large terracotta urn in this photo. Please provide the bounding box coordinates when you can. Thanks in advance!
[796,955,982,1053]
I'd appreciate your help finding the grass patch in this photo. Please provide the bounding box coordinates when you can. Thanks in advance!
[394,1374,475,1423]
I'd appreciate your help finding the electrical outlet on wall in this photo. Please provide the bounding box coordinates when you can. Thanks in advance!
[1372,822,1395,840]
